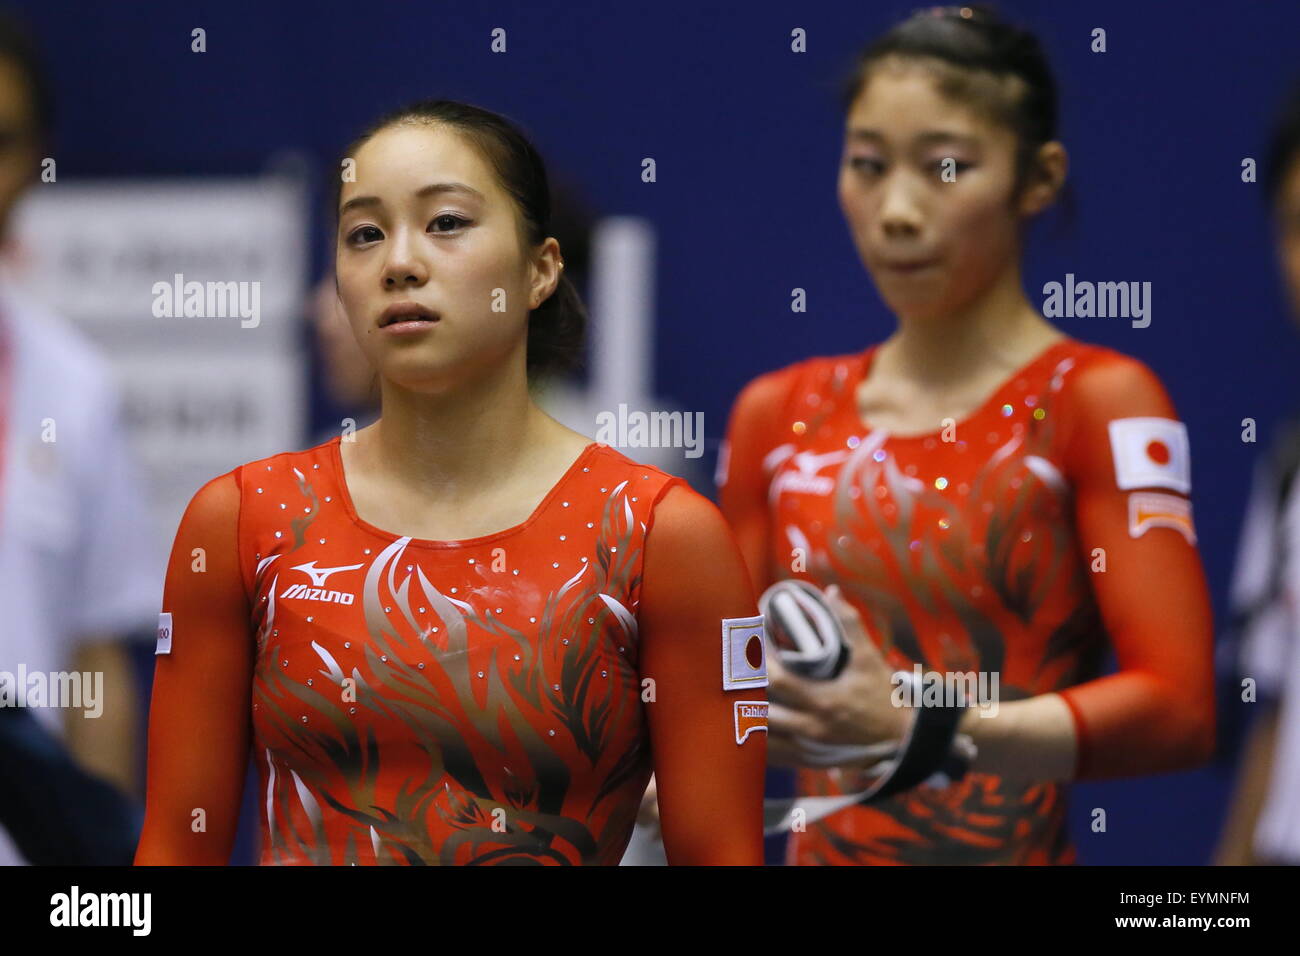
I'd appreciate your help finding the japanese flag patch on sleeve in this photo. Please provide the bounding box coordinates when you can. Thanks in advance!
[723,614,767,690]
[156,612,173,656]
[1107,417,1191,494]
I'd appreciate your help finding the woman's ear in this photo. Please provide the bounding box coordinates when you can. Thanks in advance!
[1017,141,1068,218]
[529,236,563,311]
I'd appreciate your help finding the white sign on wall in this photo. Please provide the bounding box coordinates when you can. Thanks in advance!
[10,173,310,559]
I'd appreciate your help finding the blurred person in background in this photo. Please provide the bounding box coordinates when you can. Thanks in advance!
[0,9,160,864]
[1217,80,1300,867]
[719,6,1214,865]
[307,271,380,445]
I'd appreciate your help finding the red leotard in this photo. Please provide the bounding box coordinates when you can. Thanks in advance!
[719,338,1214,865]
[136,438,766,865]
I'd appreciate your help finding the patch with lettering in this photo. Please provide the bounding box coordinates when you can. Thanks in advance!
[734,700,768,745]
[156,612,173,656]
[1128,491,1196,544]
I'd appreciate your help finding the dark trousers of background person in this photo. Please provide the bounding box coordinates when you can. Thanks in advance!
[0,703,142,865]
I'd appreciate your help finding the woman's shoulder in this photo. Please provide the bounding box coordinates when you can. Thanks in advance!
[185,436,340,514]
[585,441,688,499]
[582,443,726,528]
[1051,337,1177,411]
[730,347,873,423]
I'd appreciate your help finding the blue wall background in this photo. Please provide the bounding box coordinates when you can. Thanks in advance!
[21,0,1300,864]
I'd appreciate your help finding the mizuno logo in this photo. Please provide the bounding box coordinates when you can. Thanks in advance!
[279,560,364,605]
[790,450,851,475]
[291,560,364,587]
[279,583,355,605]
[771,449,850,498]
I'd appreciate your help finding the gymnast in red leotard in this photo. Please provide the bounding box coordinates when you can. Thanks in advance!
[134,100,766,865]
[718,7,1214,865]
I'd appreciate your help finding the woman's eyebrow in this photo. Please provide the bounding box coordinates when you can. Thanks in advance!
[913,131,979,149]
[339,181,485,216]
[845,128,978,148]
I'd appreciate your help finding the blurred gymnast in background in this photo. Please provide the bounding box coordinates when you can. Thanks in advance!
[718,5,1214,865]
[1217,79,1300,867]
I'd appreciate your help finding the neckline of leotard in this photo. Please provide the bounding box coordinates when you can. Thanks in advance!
[847,336,1077,442]
[326,436,602,549]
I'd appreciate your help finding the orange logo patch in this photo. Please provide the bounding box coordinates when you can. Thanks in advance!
[1128,491,1196,545]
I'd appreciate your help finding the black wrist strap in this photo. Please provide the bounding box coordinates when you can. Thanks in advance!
[860,692,966,803]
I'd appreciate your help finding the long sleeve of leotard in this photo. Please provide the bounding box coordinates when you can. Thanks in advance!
[1055,355,1216,780]
[716,368,800,596]
[638,482,767,865]
[135,471,251,865]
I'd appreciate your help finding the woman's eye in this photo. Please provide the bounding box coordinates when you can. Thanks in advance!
[848,156,884,175]
[346,225,382,245]
[932,159,973,177]
[429,214,469,233]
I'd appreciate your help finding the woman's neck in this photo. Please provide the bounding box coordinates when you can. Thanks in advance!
[882,261,1061,384]
[364,350,551,500]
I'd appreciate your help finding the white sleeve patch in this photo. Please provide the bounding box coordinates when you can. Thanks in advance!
[1128,491,1196,545]
[734,700,768,745]
[1108,417,1190,494]
[723,614,767,690]
[156,612,173,656]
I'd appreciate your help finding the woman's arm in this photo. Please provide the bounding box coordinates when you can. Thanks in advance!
[134,472,253,865]
[1049,354,1216,779]
[958,356,1216,782]
[716,369,797,595]
[766,585,1076,782]
[638,483,767,865]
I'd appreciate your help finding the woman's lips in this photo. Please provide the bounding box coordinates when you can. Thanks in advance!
[883,258,939,274]
[381,317,440,335]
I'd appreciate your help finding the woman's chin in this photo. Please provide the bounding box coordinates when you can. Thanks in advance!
[880,294,952,323]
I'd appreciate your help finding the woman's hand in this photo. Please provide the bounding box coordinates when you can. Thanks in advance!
[767,584,911,769]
